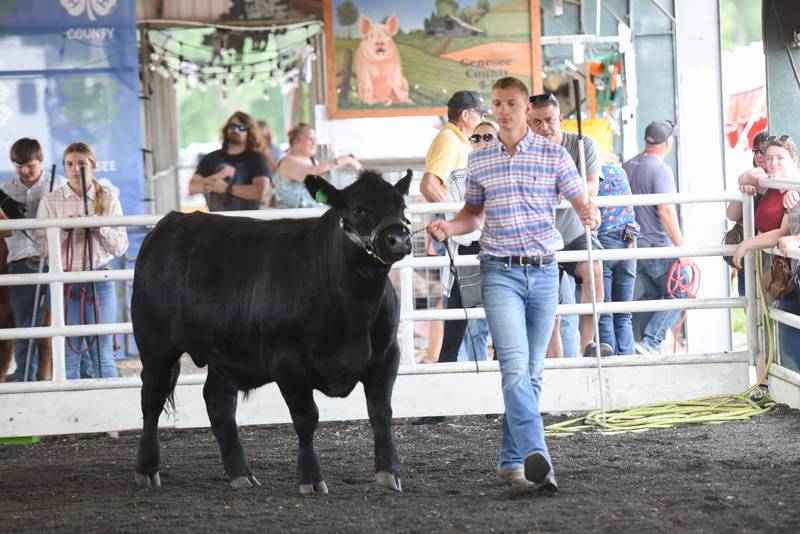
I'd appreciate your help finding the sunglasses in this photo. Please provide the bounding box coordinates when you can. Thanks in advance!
[766,135,790,143]
[227,123,249,132]
[469,133,495,143]
[530,92,558,104]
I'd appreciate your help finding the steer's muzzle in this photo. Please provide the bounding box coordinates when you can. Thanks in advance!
[372,219,412,264]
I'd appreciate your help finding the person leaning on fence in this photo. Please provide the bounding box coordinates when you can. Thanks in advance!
[437,121,497,363]
[188,111,271,212]
[624,120,694,356]
[732,135,800,372]
[597,163,640,355]
[726,130,769,296]
[271,122,362,209]
[2,138,67,382]
[428,76,598,493]
[35,143,128,380]
[527,92,611,359]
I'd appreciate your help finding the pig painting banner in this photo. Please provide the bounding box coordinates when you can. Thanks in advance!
[324,0,541,118]
[0,0,144,217]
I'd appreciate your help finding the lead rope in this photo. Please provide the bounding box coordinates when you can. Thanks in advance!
[63,228,101,356]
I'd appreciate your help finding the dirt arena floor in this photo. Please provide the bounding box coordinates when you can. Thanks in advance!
[2,405,799,533]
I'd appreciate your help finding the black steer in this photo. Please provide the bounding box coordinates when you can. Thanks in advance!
[133,169,413,493]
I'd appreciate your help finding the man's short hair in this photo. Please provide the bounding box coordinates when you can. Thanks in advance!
[491,77,530,99]
[10,138,43,164]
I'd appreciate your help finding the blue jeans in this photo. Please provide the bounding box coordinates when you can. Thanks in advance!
[778,290,800,372]
[558,273,580,357]
[65,281,118,379]
[636,257,691,353]
[481,258,559,470]
[8,260,48,382]
[456,319,489,362]
[598,233,637,355]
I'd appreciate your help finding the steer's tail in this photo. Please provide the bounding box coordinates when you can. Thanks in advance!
[163,359,182,415]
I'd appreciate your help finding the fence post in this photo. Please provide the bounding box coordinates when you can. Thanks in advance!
[742,195,759,367]
[46,226,67,382]
[399,266,415,365]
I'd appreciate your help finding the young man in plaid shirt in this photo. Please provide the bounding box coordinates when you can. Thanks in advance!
[428,77,598,493]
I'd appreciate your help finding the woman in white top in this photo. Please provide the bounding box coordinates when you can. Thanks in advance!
[36,142,128,379]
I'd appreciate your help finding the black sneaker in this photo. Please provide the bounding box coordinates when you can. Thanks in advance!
[583,342,614,357]
[523,452,558,495]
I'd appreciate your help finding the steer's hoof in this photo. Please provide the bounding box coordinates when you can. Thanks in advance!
[231,475,261,489]
[134,471,161,488]
[298,481,329,495]
[375,471,402,492]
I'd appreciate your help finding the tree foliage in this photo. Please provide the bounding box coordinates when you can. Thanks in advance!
[336,0,359,39]
[720,0,762,50]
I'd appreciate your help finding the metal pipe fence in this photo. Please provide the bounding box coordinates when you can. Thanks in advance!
[0,188,798,392]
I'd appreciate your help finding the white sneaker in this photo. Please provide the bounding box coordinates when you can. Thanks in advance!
[634,342,656,356]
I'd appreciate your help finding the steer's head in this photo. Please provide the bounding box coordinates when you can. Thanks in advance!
[306,169,413,265]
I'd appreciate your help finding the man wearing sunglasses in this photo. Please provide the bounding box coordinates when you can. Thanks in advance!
[189,111,270,212]
[528,92,611,359]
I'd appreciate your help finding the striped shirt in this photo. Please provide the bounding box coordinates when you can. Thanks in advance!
[464,129,583,256]
[35,182,129,271]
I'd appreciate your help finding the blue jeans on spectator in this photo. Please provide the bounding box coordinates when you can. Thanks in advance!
[481,257,558,471]
[8,260,48,382]
[778,290,800,372]
[636,257,692,354]
[456,318,489,361]
[65,281,118,379]
[558,273,580,358]
[598,233,637,355]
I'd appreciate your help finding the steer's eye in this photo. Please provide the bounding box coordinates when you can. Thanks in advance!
[353,206,366,216]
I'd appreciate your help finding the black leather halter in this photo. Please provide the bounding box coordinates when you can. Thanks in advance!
[340,215,411,265]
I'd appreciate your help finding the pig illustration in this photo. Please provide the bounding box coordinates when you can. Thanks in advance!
[355,15,414,106]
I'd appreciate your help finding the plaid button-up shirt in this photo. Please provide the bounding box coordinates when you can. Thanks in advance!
[35,182,128,271]
[464,129,583,257]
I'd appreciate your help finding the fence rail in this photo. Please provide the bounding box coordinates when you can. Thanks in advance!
[0,189,796,389]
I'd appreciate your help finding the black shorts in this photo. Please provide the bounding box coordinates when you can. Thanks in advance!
[559,232,604,284]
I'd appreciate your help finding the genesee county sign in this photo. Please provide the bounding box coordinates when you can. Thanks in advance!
[324,0,541,118]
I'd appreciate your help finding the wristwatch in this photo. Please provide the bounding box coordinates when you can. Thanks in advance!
[225,182,234,195]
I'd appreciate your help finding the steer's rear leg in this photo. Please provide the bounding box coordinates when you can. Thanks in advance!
[363,342,402,491]
[278,379,327,494]
[204,369,260,488]
[135,343,181,488]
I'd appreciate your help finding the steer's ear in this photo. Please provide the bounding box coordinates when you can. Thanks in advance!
[305,175,343,208]
[395,169,412,196]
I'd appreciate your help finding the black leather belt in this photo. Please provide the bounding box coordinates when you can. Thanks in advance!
[486,254,556,266]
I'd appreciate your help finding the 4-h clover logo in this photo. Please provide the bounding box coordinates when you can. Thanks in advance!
[60,0,117,21]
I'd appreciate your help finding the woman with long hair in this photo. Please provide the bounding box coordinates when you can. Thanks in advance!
[36,142,128,379]
[272,122,362,209]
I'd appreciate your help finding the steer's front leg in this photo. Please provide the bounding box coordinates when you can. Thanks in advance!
[362,342,401,491]
[278,378,327,494]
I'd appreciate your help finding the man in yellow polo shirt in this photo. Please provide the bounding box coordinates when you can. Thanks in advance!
[421,90,488,202]
[418,90,488,369]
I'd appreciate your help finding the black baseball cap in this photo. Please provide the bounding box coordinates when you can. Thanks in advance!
[644,120,676,144]
[447,90,490,114]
